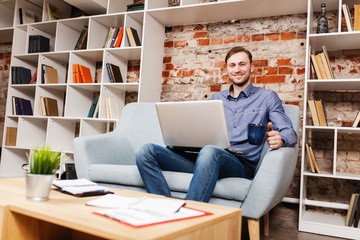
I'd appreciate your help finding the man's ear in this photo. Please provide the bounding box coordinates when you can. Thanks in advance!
[250,63,255,72]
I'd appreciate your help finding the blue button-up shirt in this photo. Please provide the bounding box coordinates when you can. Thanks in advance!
[210,83,298,170]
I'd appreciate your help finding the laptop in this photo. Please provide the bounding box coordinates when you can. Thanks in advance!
[155,100,247,155]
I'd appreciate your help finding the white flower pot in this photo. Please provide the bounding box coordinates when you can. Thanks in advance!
[25,174,54,201]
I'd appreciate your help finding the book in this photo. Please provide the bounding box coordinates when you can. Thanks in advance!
[305,143,315,173]
[46,66,58,84]
[47,3,60,21]
[106,63,123,83]
[43,97,59,116]
[29,68,37,84]
[11,66,32,84]
[310,54,321,79]
[79,65,93,83]
[308,100,320,126]
[114,27,124,48]
[74,25,88,50]
[352,110,360,127]
[315,100,327,126]
[5,127,17,146]
[87,93,99,118]
[53,179,111,197]
[321,45,335,79]
[28,35,50,53]
[342,4,353,32]
[91,194,211,228]
[354,5,360,31]
[354,195,360,227]
[19,8,23,24]
[346,193,359,226]
[12,97,33,115]
[126,27,141,47]
[309,144,320,174]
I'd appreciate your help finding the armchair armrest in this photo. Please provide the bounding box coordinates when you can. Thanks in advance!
[241,145,298,218]
[73,131,136,179]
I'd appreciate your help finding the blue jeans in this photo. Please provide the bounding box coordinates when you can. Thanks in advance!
[135,144,253,202]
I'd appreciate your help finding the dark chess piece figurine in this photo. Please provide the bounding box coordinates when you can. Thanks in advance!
[317,3,329,33]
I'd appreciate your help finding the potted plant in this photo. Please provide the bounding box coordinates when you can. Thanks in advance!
[25,145,61,201]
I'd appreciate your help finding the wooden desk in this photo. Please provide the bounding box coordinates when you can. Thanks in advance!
[0,178,241,240]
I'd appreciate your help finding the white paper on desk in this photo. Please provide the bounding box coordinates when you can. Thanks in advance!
[131,197,185,215]
[86,194,145,208]
[95,207,205,227]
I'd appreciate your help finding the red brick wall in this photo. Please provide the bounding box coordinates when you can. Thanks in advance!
[0,43,11,146]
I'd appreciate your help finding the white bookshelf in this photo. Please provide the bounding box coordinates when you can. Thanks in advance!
[0,0,308,177]
[299,0,360,238]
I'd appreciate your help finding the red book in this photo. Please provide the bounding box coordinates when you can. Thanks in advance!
[29,68,37,84]
[114,27,124,48]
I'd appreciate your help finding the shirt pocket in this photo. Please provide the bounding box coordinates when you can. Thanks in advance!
[243,108,266,124]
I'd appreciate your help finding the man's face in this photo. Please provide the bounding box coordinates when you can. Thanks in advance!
[226,52,254,87]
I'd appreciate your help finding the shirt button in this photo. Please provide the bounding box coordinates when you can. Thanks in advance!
[234,126,237,128]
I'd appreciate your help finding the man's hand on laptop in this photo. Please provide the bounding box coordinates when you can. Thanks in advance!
[266,122,283,150]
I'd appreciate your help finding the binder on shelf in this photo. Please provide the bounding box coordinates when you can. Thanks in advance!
[126,27,141,47]
[106,63,123,83]
[28,35,50,53]
[12,97,33,116]
[5,127,17,146]
[11,66,32,84]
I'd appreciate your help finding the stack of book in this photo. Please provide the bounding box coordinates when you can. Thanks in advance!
[28,35,50,53]
[346,193,360,227]
[126,27,141,47]
[308,99,327,126]
[342,4,360,32]
[39,97,59,116]
[106,63,123,83]
[72,64,93,83]
[103,27,124,48]
[12,97,33,115]
[127,1,144,11]
[310,45,334,80]
[11,66,32,84]
[41,64,58,84]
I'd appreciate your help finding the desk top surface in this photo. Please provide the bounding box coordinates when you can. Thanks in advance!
[0,178,241,240]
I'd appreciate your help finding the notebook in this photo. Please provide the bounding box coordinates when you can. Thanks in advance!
[155,100,247,155]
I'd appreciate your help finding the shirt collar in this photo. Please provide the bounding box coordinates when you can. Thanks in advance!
[226,83,255,99]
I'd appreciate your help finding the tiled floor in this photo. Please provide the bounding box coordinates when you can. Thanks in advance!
[241,203,346,240]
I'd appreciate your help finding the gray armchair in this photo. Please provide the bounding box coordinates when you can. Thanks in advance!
[73,102,299,240]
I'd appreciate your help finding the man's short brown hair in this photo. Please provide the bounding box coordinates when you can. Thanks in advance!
[225,46,252,65]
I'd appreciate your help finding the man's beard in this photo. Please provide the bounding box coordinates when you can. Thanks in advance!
[230,74,250,88]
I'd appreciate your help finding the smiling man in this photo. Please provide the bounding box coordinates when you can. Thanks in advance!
[136,46,298,202]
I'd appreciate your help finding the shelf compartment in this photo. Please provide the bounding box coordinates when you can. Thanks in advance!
[80,119,117,137]
[88,14,125,49]
[300,211,360,239]
[0,148,28,177]
[56,18,89,51]
[34,85,66,117]
[12,26,28,55]
[7,87,36,116]
[123,12,144,48]
[46,118,79,152]
[307,79,360,91]
[27,21,57,53]
[16,117,47,148]
[69,50,103,84]
[147,0,307,26]
[38,52,70,84]
[62,0,107,15]
[99,85,138,119]
[309,32,360,52]
[15,0,42,26]
[336,130,360,177]
[107,0,137,14]
[10,55,38,86]
[0,0,15,28]
[42,0,72,22]
[103,49,141,83]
